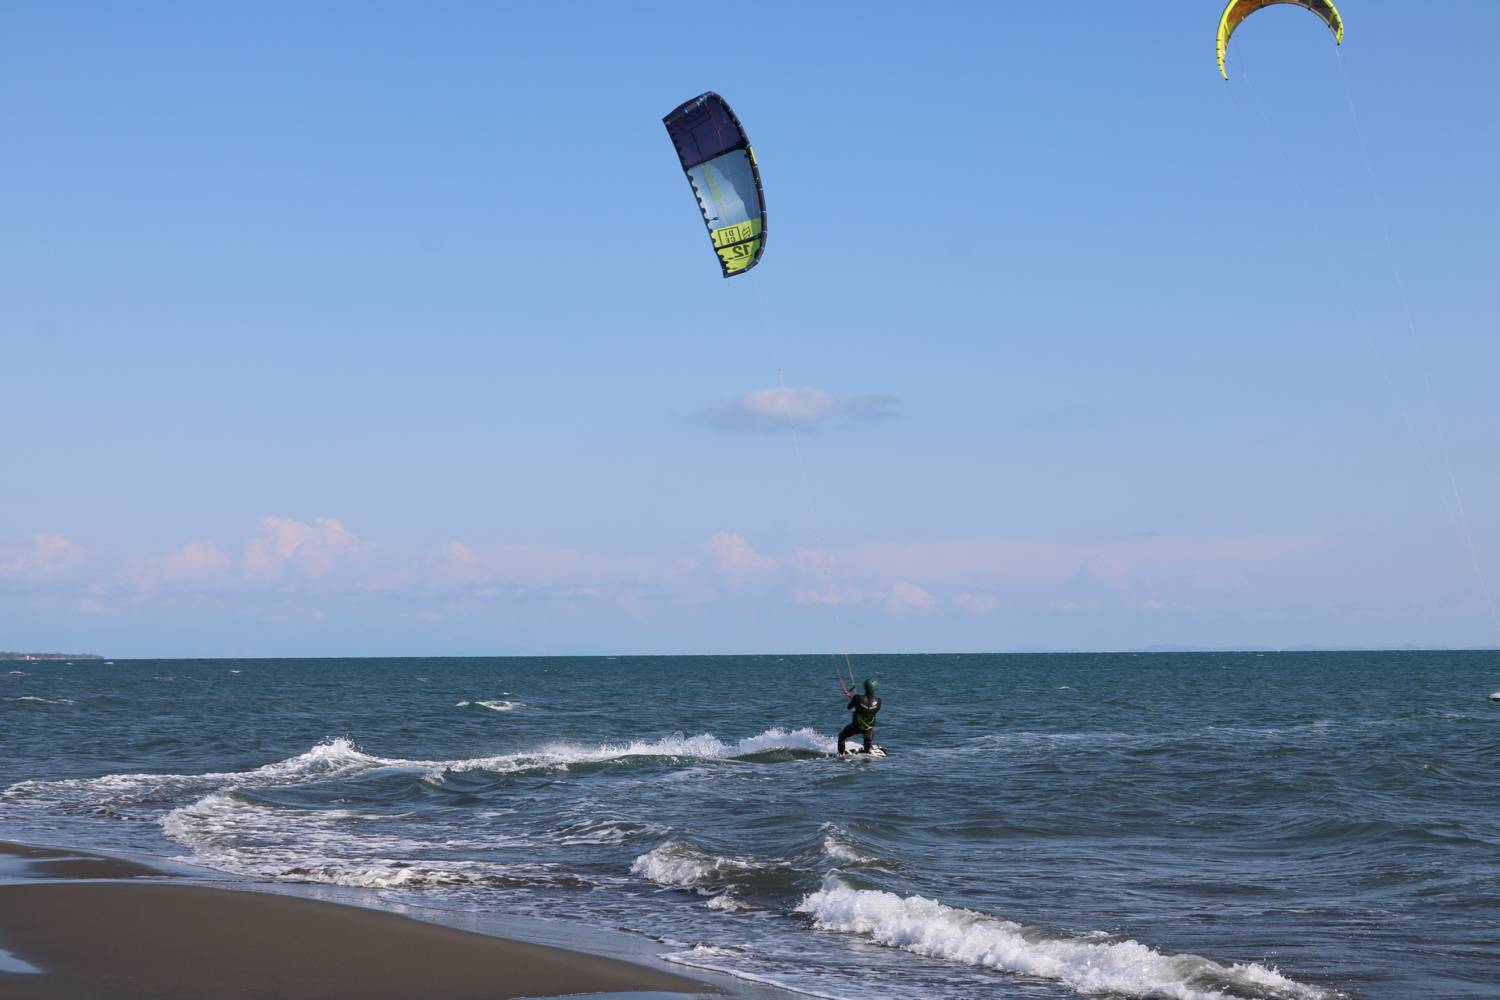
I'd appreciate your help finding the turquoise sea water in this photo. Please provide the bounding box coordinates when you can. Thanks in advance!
[2,652,1497,999]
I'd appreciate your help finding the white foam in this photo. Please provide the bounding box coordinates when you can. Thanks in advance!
[705,893,748,911]
[5,728,835,813]
[4,696,76,705]
[159,789,552,890]
[1489,691,1500,702]
[733,727,833,755]
[555,816,664,846]
[632,839,759,890]
[1,737,381,814]
[456,699,523,712]
[4,729,838,877]
[430,727,834,778]
[819,823,882,866]
[796,880,1332,1000]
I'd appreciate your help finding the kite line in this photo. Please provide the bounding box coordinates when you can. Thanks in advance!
[776,367,858,697]
[1332,50,1500,647]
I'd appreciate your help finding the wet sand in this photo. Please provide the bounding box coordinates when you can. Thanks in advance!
[0,841,166,881]
[0,843,711,999]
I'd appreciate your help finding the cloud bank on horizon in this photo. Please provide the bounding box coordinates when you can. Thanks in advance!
[0,513,1368,655]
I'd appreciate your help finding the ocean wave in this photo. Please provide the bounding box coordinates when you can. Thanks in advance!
[426,727,833,779]
[705,894,749,912]
[4,728,835,816]
[555,815,665,846]
[4,695,76,705]
[456,699,523,712]
[818,823,886,867]
[0,737,380,816]
[6,731,835,891]
[632,839,762,891]
[795,879,1335,1000]
[160,789,578,891]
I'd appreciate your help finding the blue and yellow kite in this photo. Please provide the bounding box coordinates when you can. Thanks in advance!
[663,92,766,278]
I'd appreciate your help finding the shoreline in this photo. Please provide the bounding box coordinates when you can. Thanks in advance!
[0,841,715,1000]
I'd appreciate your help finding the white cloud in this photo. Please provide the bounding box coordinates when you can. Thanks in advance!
[783,535,1324,619]
[0,533,86,579]
[700,387,899,432]
[884,581,936,613]
[740,387,836,424]
[161,541,232,581]
[703,532,776,577]
[849,535,1322,592]
[410,540,698,603]
[7,516,1336,641]
[243,516,363,582]
[440,541,478,564]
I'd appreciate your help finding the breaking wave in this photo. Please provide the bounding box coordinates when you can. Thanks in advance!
[795,879,1335,1000]
[2,728,834,814]
[2,730,835,888]
[632,839,762,890]
[0,737,379,818]
[818,823,885,867]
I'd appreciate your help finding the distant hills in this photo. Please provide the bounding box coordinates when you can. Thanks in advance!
[0,652,105,661]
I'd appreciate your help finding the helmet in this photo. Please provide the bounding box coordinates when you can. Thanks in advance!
[863,678,879,695]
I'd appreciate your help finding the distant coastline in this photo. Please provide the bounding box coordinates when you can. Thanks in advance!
[0,651,105,662]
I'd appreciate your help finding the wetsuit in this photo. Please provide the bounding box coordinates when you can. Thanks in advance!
[838,694,881,753]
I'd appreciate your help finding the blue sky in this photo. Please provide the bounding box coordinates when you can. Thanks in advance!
[3,1,1497,656]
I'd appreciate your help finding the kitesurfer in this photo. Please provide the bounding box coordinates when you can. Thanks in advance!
[838,679,881,755]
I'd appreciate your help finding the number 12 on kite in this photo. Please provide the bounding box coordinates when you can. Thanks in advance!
[663,92,767,278]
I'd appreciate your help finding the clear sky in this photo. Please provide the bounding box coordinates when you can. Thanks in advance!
[3,1,1497,657]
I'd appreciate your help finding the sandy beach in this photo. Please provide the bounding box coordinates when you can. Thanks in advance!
[0,842,711,1000]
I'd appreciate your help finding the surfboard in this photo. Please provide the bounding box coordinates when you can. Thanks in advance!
[836,746,886,758]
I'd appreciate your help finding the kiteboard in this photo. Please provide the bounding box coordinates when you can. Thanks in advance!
[837,746,886,759]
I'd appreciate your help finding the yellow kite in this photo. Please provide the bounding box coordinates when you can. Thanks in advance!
[1218,0,1344,79]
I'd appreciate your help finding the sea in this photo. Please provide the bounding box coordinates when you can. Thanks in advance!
[2,652,1497,1000]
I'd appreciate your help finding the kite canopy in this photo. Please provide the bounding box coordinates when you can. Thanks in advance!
[1217,0,1344,79]
[663,92,766,278]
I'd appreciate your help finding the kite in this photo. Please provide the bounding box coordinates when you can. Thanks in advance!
[663,92,766,277]
[1218,0,1344,79]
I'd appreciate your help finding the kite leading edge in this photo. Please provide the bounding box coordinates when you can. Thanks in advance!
[663,92,766,278]
[1218,0,1344,79]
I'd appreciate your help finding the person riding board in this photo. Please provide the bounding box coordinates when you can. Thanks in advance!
[838,679,881,755]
